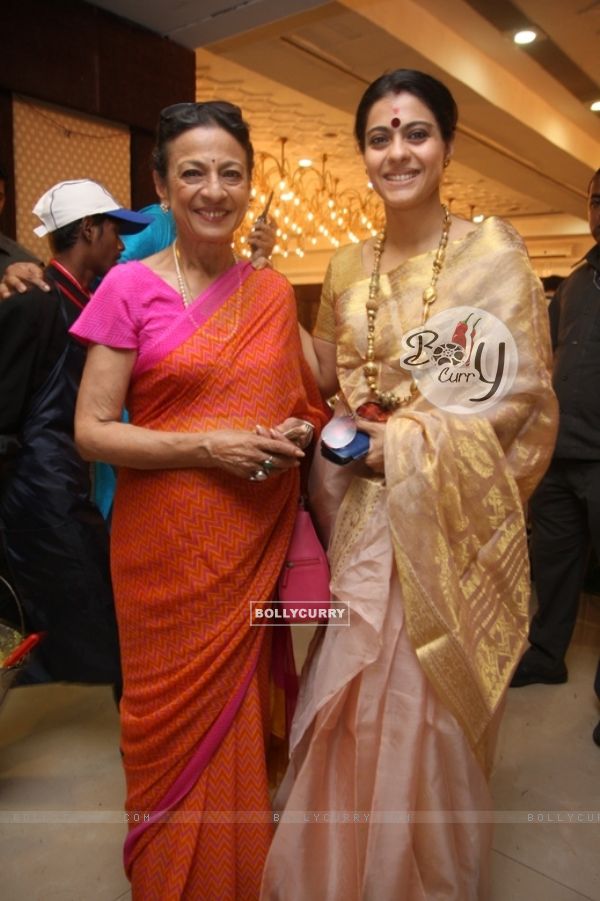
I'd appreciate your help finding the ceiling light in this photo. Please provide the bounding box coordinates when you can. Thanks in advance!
[245,138,382,258]
[513,29,537,45]
[590,100,600,112]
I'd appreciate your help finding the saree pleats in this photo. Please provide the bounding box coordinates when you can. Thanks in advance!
[111,268,324,898]
[263,480,494,900]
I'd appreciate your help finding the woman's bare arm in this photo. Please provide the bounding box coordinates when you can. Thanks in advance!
[74,344,304,477]
[299,325,338,398]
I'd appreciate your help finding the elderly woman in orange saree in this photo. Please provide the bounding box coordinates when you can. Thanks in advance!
[71,101,325,900]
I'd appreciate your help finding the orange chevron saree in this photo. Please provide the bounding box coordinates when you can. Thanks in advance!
[107,263,325,899]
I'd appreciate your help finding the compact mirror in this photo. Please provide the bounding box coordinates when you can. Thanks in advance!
[321,415,357,449]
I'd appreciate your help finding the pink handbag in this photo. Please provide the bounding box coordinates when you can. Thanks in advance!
[277,499,331,622]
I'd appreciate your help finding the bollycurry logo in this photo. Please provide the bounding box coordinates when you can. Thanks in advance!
[399,305,518,414]
[250,600,350,626]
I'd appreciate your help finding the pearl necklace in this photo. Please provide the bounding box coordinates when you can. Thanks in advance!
[172,241,241,308]
[173,240,193,307]
[364,204,452,410]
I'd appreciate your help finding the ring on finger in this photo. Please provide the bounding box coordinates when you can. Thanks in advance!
[250,468,268,482]
[262,456,276,473]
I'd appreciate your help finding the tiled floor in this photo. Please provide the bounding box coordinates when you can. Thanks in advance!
[1,595,598,901]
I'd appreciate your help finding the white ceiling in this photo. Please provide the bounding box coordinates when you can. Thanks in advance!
[89,0,600,278]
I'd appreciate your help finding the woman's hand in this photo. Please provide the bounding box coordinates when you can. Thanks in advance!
[357,418,386,474]
[256,417,314,450]
[75,343,306,478]
[249,217,276,270]
[204,428,304,480]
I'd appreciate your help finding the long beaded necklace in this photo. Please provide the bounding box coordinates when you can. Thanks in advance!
[363,204,452,410]
[172,240,193,307]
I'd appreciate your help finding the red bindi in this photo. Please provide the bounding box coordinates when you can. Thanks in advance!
[391,117,401,128]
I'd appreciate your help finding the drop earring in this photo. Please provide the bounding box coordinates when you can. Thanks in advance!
[160,201,169,213]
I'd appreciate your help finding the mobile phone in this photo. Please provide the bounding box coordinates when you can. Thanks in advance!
[250,191,274,251]
[320,430,370,465]
[283,422,313,446]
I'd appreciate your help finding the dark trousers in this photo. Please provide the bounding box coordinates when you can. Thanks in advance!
[529,458,600,666]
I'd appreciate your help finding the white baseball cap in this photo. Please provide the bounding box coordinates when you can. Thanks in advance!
[33,179,153,237]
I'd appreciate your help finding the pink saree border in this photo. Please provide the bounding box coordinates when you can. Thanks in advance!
[123,636,262,874]
[133,260,253,379]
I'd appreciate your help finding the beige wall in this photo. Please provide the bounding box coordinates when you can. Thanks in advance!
[13,98,130,262]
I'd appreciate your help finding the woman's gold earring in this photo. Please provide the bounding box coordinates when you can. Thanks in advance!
[160,201,169,213]
[443,158,451,169]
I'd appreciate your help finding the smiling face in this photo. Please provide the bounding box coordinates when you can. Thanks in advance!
[588,172,600,245]
[154,125,250,245]
[363,92,451,213]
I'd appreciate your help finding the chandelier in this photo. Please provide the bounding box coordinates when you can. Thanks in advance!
[237,137,383,260]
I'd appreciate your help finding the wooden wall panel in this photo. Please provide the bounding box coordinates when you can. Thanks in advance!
[130,128,158,211]
[1,1,98,114]
[0,91,15,238]
[97,13,195,131]
[1,0,194,131]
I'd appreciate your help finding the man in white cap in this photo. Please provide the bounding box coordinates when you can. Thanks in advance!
[0,180,151,688]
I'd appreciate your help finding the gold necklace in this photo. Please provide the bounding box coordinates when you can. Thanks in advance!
[172,240,192,307]
[364,204,451,410]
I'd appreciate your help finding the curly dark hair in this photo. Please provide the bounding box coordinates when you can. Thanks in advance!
[152,100,254,179]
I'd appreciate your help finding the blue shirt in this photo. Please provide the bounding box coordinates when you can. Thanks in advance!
[119,203,175,262]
